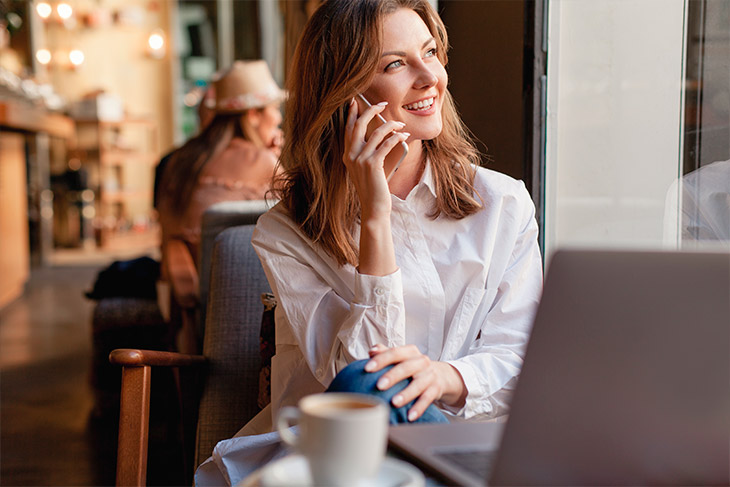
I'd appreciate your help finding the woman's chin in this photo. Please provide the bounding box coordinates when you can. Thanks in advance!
[412,127,443,142]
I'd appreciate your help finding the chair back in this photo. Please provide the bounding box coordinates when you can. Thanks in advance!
[197,200,273,348]
[194,224,271,466]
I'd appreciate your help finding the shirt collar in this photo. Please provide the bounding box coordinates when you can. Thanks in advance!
[419,157,438,199]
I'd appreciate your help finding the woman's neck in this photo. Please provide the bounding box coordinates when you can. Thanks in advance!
[385,140,425,200]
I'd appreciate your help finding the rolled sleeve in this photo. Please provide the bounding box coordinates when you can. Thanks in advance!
[341,268,406,352]
[443,352,522,419]
[354,268,403,307]
[442,359,491,418]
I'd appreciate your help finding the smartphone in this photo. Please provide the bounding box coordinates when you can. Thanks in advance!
[357,93,409,182]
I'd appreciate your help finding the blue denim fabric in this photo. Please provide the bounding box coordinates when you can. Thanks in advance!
[325,359,449,425]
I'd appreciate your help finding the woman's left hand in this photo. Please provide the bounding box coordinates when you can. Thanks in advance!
[365,344,467,421]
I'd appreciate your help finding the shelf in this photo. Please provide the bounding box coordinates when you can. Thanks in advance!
[0,101,75,139]
[73,117,158,248]
[75,117,156,127]
[101,190,152,203]
[100,151,157,166]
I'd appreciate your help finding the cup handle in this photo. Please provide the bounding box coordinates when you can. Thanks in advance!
[276,407,300,448]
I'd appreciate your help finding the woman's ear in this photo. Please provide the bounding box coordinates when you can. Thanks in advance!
[245,109,262,128]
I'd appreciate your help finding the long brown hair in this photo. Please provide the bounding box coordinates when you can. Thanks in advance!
[161,113,250,214]
[277,0,482,267]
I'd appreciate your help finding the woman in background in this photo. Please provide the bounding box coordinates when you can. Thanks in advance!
[157,60,284,352]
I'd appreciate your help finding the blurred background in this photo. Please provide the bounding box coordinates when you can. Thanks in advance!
[0,0,727,485]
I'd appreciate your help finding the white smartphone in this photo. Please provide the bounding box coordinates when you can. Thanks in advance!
[357,93,409,182]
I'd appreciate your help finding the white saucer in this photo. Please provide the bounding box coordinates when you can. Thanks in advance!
[245,454,425,487]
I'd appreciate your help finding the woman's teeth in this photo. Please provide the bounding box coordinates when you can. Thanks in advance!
[403,97,434,111]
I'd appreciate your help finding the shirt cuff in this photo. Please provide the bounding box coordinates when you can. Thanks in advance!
[353,268,403,307]
[441,359,492,419]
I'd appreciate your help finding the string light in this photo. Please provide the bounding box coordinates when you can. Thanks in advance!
[36,49,52,65]
[69,49,85,67]
[147,30,166,59]
[148,33,164,51]
[36,2,52,19]
[56,3,73,20]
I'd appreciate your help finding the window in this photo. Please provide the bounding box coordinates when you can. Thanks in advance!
[544,0,729,256]
[675,0,730,248]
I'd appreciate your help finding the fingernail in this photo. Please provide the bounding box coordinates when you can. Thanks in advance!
[377,377,390,390]
[408,410,418,422]
[370,344,379,351]
[392,394,404,406]
[401,132,411,138]
[364,360,376,372]
[395,121,406,127]
[377,101,388,106]
[350,98,356,105]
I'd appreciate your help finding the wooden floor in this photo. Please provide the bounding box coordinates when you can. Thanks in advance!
[1,240,183,486]
[0,265,112,486]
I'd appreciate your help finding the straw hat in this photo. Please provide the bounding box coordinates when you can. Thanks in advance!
[213,60,285,113]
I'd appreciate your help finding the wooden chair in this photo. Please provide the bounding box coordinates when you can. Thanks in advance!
[110,224,271,486]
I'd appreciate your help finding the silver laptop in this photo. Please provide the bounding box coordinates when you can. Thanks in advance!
[389,249,730,486]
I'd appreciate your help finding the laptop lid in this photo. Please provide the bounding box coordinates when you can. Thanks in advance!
[490,249,730,485]
[390,250,730,486]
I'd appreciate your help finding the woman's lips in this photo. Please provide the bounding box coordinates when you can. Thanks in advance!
[401,96,438,116]
[402,96,435,111]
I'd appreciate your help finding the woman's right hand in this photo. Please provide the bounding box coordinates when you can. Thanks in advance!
[343,98,409,222]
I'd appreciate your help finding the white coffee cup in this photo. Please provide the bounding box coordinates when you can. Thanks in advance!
[275,392,389,486]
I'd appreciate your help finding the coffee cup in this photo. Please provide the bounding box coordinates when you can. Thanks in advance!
[275,392,389,486]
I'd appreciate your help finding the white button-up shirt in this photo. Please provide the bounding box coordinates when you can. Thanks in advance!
[252,163,543,421]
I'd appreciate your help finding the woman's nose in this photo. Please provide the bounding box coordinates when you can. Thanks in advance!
[413,63,438,90]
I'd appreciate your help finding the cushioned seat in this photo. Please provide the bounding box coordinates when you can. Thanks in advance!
[197,199,274,348]
[195,224,272,465]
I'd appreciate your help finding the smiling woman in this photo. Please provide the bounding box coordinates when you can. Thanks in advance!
[235,0,543,432]
[197,6,542,479]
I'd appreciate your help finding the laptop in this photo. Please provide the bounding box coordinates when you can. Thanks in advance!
[389,249,730,486]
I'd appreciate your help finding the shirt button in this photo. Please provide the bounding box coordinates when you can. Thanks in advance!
[374,287,385,296]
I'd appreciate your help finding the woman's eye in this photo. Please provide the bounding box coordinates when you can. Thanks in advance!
[385,59,404,71]
[425,47,437,58]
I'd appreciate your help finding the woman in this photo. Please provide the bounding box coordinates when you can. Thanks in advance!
[157,60,283,352]
[158,60,283,264]
[252,0,542,428]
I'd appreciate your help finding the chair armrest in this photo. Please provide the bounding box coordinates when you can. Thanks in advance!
[109,348,207,367]
[163,239,199,309]
[110,348,206,487]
